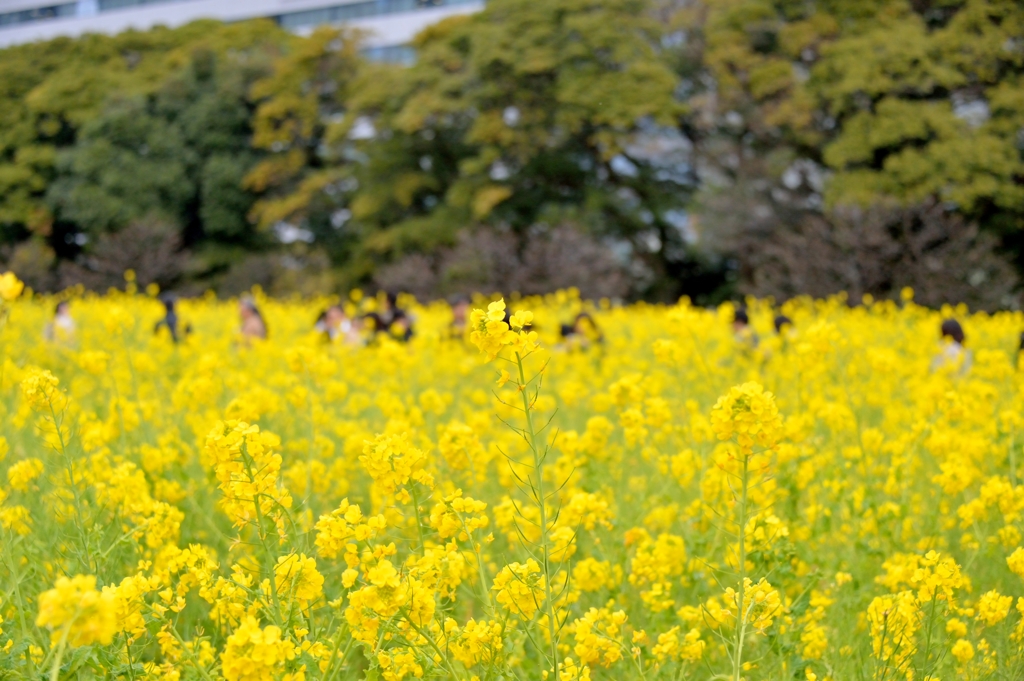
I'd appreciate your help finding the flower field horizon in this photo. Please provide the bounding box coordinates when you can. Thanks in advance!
[2,281,1024,680]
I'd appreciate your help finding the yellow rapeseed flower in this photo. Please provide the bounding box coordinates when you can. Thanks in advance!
[220,615,297,681]
[492,559,546,619]
[0,271,24,301]
[710,382,782,452]
[274,553,324,605]
[7,457,44,492]
[35,575,118,647]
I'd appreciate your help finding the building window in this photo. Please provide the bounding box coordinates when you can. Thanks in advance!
[362,44,417,64]
[0,3,77,28]
[278,0,476,30]
[0,0,479,32]
[98,0,184,11]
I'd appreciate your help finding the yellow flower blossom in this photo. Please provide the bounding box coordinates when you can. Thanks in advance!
[975,589,1012,626]
[952,638,974,664]
[220,616,297,681]
[710,382,782,452]
[492,559,546,619]
[0,271,24,301]
[36,575,118,647]
[7,458,44,492]
[469,298,539,361]
[274,554,324,605]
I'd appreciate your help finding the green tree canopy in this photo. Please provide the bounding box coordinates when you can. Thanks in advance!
[0,20,289,252]
[245,0,695,294]
[1,0,1022,303]
[682,0,1024,225]
[48,47,269,243]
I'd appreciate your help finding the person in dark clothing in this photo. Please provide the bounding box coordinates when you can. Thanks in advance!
[379,292,401,327]
[155,296,190,343]
[941,318,965,345]
[375,291,414,341]
[361,312,384,339]
[390,309,414,342]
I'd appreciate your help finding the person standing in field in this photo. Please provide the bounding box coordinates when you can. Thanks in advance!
[323,304,360,345]
[379,292,402,329]
[732,307,759,351]
[154,296,190,343]
[774,314,793,337]
[559,312,604,351]
[931,318,972,375]
[377,291,414,342]
[44,300,75,344]
[448,295,471,340]
[239,295,268,343]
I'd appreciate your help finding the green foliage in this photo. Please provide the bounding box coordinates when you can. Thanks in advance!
[245,26,364,237]
[47,50,277,273]
[234,0,696,294]
[689,0,1024,220]
[0,20,289,253]
[0,0,1022,299]
[336,0,692,293]
[48,98,194,234]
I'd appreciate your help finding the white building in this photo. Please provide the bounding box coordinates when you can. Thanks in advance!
[0,0,483,56]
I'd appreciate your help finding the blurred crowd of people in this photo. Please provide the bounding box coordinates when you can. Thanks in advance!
[39,289,1024,377]
[730,306,996,376]
[314,292,413,347]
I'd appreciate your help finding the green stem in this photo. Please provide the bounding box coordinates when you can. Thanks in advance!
[2,537,33,639]
[124,633,137,681]
[165,621,216,681]
[405,619,464,681]
[459,516,494,615]
[733,452,749,681]
[48,400,93,573]
[49,623,71,681]
[319,626,349,681]
[1011,430,1018,487]
[515,351,560,675]
[409,484,427,556]
[920,597,938,676]
[240,443,283,623]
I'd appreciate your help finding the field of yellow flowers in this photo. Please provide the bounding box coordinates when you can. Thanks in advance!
[2,275,1024,681]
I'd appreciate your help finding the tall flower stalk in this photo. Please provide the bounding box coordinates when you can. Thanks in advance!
[0,270,23,403]
[710,382,784,681]
[469,298,563,672]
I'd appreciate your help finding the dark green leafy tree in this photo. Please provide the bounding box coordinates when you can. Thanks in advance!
[47,99,194,236]
[2,1,1023,302]
[346,0,696,297]
[243,0,703,296]
[674,0,1024,301]
[46,42,284,281]
[244,27,365,270]
[0,20,289,275]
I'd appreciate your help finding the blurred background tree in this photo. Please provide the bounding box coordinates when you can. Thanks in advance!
[673,0,1023,307]
[0,0,1021,308]
[0,20,291,290]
